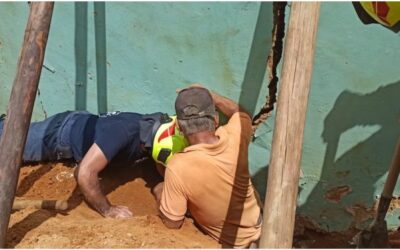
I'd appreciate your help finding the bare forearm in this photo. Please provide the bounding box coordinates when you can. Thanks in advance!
[209,91,249,118]
[151,182,184,229]
[78,172,111,216]
[75,144,132,219]
[159,210,184,229]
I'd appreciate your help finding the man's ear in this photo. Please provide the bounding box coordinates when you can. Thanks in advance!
[176,119,182,131]
[214,114,219,128]
[176,119,186,136]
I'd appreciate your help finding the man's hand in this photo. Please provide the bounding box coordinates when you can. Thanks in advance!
[104,205,133,219]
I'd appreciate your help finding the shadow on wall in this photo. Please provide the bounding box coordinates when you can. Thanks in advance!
[251,165,268,201]
[74,2,108,114]
[219,2,272,247]
[299,80,400,231]
[238,2,271,116]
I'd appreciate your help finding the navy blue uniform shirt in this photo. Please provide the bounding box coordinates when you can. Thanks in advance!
[70,111,162,163]
[0,111,162,164]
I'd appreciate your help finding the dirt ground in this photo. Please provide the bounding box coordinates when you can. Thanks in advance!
[6,160,400,248]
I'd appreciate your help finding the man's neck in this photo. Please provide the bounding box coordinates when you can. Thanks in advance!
[186,131,219,145]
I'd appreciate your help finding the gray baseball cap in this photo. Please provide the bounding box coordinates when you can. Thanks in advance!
[175,87,216,120]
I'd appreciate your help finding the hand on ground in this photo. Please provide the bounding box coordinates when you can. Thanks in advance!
[104,205,133,219]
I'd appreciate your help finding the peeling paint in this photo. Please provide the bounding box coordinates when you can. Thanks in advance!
[36,88,48,119]
[325,185,352,203]
[294,215,323,235]
[345,203,375,228]
[42,61,56,73]
[386,197,400,213]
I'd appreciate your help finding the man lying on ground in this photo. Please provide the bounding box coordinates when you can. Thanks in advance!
[152,85,262,248]
[0,110,187,218]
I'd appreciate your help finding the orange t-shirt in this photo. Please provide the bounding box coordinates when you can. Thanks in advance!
[160,112,262,248]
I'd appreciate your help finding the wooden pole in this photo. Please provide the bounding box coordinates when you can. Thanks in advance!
[259,2,320,248]
[12,198,68,211]
[0,2,54,247]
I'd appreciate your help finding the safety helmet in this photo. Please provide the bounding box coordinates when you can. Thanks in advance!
[152,115,188,166]
[359,2,400,28]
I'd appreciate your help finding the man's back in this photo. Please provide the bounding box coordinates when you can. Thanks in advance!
[161,112,261,248]
[70,111,162,163]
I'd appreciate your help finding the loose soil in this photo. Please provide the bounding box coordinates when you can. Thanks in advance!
[6,160,400,248]
[7,160,219,248]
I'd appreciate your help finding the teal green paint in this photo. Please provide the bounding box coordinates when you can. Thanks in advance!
[297,2,400,231]
[0,2,271,120]
[0,3,28,114]
[2,2,399,233]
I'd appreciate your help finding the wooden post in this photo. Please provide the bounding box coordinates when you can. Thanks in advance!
[12,198,68,211]
[0,2,54,247]
[259,2,320,248]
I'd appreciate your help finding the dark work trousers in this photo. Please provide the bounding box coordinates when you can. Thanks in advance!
[0,111,73,163]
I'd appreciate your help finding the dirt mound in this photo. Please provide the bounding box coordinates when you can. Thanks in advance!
[6,160,400,248]
[7,160,219,248]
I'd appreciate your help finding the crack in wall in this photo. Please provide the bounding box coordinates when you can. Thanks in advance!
[325,185,353,203]
[37,88,48,119]
[252,2,287,132]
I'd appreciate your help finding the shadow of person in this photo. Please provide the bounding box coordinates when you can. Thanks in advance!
[251,165,269,202]
[218,2,272,248]
[298,80,400,235]
[7,157,163,247]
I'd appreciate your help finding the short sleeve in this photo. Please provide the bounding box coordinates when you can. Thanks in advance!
[94,121,130,162]
[160,167,188,221]
[223,112,253,143]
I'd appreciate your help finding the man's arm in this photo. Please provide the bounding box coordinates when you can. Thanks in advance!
[75,143,133,218]
[152,182,184,229]
[209,90,250,119]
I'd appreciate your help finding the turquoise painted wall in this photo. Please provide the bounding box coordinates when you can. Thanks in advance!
[1,2,400,232]
[297,3,400,231]
[0,2,272,119]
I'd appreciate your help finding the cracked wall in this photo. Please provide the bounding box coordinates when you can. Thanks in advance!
[1,2,400,233]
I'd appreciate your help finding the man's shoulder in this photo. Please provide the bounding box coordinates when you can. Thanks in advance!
[167,151,204,171]
[222,111,252,139]
[97,112,143,128]
[99,111,143,120]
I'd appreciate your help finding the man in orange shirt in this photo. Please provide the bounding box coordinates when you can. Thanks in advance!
[152,85,262,248]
